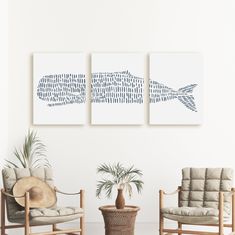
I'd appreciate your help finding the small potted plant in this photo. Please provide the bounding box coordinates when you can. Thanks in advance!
[96,162,143,209]
[5,129,50,168]
[96,163,143,235]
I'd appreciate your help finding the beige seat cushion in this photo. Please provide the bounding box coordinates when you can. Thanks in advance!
[10,206,84,226]
[162,206,230,224]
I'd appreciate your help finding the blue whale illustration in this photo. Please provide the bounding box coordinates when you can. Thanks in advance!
[92,70,144,104]
[149,80,198,112]
[37,73,86,107]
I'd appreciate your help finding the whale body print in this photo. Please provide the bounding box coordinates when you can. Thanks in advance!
[92,71,144,104]
[37,74,86,107]
[149,80,198,112]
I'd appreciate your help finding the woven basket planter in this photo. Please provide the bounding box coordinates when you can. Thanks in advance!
[99,205,140,235]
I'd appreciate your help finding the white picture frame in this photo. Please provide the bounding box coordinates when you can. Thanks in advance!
[33,53,86,125]
[149,53,203,125]
[91,53,145,125]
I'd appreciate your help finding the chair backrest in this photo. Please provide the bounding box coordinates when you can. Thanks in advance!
[180,168,233,215]
[2,167,55,221]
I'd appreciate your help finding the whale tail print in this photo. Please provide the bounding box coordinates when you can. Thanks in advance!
[178,84,198,112]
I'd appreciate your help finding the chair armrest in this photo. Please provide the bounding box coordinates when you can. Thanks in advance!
[1,189,25,198]
[54,188,85,210]
[54,187,81,195]
[159,187,181,210]
[160,188,180,196]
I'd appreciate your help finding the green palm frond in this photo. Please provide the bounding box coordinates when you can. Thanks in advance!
[96,162,144,199]
[130,179,144,194]
[125,182,133,198]
[4,159,19,168]
[97,163,116,175]
[14,148,27,167]
[122,165,143,178]
[121,174,143,197]
[97,163,124,177]
[31,158,51,168]
[5,129,49,168]
[96,179,115,198]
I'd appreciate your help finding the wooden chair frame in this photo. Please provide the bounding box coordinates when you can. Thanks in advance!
[0,187,85,235]
[159,186,235,235]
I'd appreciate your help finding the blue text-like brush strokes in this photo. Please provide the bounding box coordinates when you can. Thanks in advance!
[92,71,144,104]
[149,80,198,112]
[37,74,86,106]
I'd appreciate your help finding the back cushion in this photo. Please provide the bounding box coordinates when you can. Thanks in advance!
[2,168,54,220]
[180,168,233,215]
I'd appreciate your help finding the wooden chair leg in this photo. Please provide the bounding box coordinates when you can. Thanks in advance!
[80,190,85,235]
[25,192,30,235]
[52,224,57,231]
[80,216,85,235]
[1,190,5,235]
[219,192,224,235]
[232,188,235,232]
[178,222,182,235]
[159,190,164,235]
[159,214,164,235]
[177,187,182,235]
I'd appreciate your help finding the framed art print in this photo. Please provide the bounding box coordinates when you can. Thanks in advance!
[33,53,86,125]
[91,53,144,125]
[149,53,203,125]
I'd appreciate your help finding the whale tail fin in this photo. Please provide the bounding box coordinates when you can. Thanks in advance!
[178,84,198,112]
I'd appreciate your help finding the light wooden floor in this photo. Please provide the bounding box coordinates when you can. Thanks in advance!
[5,222,157,235]
[5,222,234,235]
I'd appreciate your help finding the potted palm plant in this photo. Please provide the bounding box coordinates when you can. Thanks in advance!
[97,163,143,235]
[96,162,143,209]
[5,129,50,168]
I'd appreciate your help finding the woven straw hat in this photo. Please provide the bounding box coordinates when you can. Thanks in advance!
[13,176,56,208]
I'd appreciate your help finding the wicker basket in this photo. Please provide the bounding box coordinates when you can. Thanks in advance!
[99,205,140,235]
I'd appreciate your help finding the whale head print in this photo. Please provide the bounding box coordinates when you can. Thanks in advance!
[37,73,86,107]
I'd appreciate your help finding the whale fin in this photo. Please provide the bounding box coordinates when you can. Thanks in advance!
[178,95,197,112]
[178,84,198,112]
[179,84,197,93]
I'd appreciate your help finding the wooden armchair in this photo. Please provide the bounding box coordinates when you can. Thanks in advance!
[1,167,85,235]
[159,168,235,235]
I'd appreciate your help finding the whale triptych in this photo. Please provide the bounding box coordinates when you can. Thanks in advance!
[33,53,203,125]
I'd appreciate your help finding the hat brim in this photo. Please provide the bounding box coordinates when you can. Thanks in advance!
[13,176,56,208]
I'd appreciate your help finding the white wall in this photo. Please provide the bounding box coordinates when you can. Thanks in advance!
[8,0,235,223]
[0,0,8,168]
